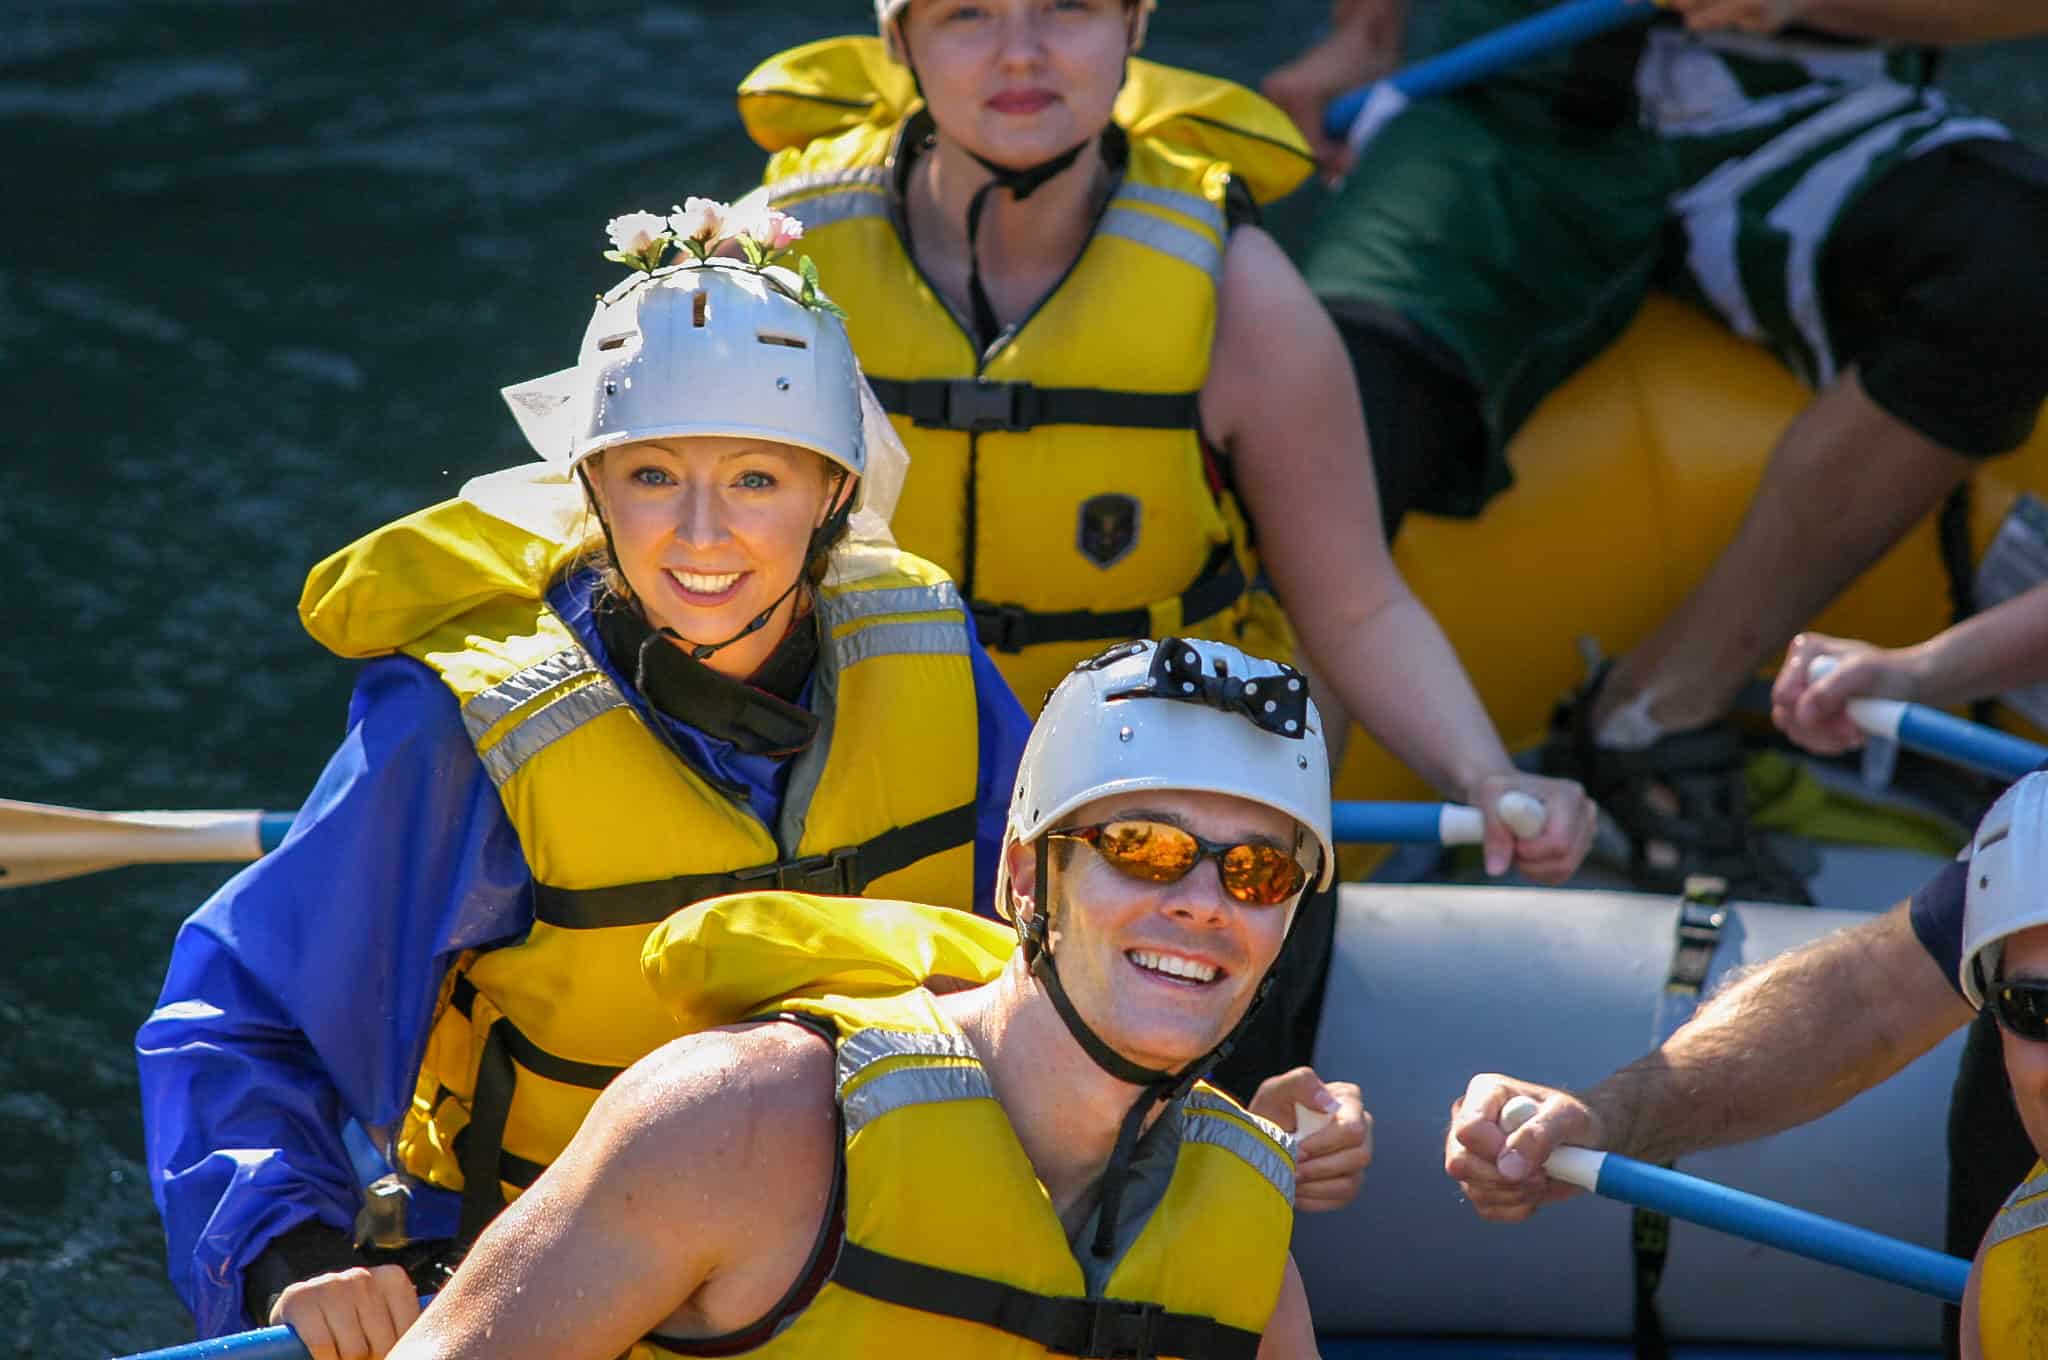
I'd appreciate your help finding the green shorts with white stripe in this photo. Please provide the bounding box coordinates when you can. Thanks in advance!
[1304,26,2029,508]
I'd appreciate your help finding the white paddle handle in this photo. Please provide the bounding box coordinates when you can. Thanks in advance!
[1805,655,1906,739]
[1497,1094,1605,1190]
[1438,791,1548,845]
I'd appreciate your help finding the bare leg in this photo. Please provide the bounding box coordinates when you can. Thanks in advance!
[1595,367,1973,735]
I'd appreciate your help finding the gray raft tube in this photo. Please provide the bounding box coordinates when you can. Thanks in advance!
[1300,884,1963,1357]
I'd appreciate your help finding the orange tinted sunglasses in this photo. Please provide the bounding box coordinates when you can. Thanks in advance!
[1049,818,1306,907]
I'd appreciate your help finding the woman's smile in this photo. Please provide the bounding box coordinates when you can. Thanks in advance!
[665,568,749,605]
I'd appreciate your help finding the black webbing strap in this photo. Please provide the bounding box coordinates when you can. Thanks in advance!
[532,802,978,929]
[446,978,624,1241]
[1632,876,1729,1360]
[455,1021,516,1245]
[831,1240,1261,1360]
[971,544,1248,655]
[868,376,1200,433]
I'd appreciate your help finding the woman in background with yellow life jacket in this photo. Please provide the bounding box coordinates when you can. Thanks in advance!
[743,0,1596,887]
[135,214,1031,1360]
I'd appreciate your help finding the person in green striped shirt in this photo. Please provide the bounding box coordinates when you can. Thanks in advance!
[1268,0,2048,898]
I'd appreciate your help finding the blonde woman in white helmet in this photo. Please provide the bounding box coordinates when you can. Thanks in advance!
[135,211,1032,1359]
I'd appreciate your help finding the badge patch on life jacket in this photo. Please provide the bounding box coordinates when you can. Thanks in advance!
[1077,494,1139,568]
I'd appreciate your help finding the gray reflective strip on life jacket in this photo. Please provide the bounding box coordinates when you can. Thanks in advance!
[834,621,971,669]
[1099,205,1223,280]
[2004,1170,2048,1210]
[823,581,965,620]
[841,1061,997,1140]
[1116,182,1228,241]
[1985,1195,2048,1252]
[819,580,970,670]
[770,165,890,204]
[1183,1090,1297,1206]
[771,167,891,233]
[461,646,632,788]
[835,1027,991,1137]
[460,648,593,738]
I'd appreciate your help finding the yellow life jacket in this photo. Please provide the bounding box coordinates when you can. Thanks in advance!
[298,494,983,1236]
[1977,1160,2048,1359]
[741,38,1314,712]
[632,892,1297,1360]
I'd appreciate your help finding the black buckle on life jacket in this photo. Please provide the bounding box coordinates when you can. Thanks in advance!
[972,601,1029,653]
[1082,1297,1164,1359]
[931,378,1038,433]
[734,846,860,896]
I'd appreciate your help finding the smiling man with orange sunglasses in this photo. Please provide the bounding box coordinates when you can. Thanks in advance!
[385,637,1366,1360]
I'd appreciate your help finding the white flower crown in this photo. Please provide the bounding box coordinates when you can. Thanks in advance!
[602,195,843,317]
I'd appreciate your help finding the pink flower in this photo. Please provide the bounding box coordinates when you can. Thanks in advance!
[730,201,806,253]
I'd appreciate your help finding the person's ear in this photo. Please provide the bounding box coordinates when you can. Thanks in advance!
[1006,837,1038,916]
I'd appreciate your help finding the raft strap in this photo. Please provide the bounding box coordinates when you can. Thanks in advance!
[972,544,1249,654]
[1633,877,1729,1360]
[529,802,977,929]
[831,1240,1261,1360]
[868,376,1200,433]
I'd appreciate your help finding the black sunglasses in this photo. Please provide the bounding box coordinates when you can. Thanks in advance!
[1987,979,2048,1042]
[1048,818,1307,907]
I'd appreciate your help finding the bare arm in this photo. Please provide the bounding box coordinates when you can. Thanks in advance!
[1446,901,1975,1218]
[1670,0,2048,44]
[1256,1256,1320,1360]
[1775,581,2048,753]
[1261,0,1410,174]
[390,1024,835,1360]
[1206,228,1596,880]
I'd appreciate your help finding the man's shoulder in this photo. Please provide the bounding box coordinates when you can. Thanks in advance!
[602,1019,840,1182]
[636,1018,835,1113]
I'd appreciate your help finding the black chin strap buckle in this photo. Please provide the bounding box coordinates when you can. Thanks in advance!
[1081,1297,1164,1359]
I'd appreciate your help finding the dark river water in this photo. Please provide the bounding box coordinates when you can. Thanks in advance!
[4,4,2046,1354]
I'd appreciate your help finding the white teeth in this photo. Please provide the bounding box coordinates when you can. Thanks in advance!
[669,569,741,594]
[1127,950,1218,983]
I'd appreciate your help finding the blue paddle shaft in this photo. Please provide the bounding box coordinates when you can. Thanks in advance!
[1896,705,2048,783]
[1593,1154,1969,1304]
[1323,0,1655,137]
[1332,801,1456,844]
[120,1326,309,1360]
[120,1299,436,1360]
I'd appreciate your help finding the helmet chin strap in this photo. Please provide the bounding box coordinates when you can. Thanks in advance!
[1022,837,1280,1260]
[960,139,1090,349]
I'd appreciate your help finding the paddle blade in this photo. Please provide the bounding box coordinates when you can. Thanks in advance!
[0,799,272,891]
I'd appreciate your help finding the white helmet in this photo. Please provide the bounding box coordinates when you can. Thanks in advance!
[1960,771,2048,1006]
[874,0,1152,60]
[999,636,1334,924]
[499,259,865,482]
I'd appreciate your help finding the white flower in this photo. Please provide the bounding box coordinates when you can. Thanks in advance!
[604,211,670,257]
[668,197,728,244]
